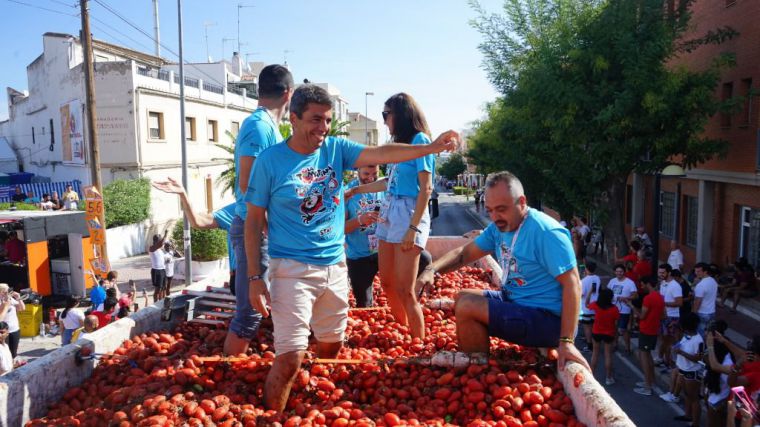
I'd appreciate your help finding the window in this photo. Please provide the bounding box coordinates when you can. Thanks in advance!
[739,207,760,270]
[685,196,698,247]
[231,121,240,136]
[659,191,676,238]
[625,184,633,225]
[741,78,753,127]
[185,117,196,141]
[721,82,733,128]
[148,112,164,140]
[207,120,218,142]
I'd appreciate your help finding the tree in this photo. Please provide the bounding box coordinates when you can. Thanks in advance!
[212,131,236,196]
[468,0,736,256]
[438,153,468,180]
[328,113,351,137]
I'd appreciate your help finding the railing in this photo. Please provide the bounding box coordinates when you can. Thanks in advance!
[203,81,224,94]
[173,74,199,88]
[136,67,171,82]
[227,83,243,95]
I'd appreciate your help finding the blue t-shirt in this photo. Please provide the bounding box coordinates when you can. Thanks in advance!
[345,179,385,260]
[474,208,577,315]
[387,132,435,198]
[245,137,365,265]
[90,285,106,307]
[234,107,283,219]
[213,203,236,270]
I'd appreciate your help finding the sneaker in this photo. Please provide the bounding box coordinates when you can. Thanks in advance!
[605,377,616,385]
[634,387,653,396]
[636,381,649,388]
[660,392,680,403]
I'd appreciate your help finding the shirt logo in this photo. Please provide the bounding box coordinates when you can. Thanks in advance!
[295,166,340,225]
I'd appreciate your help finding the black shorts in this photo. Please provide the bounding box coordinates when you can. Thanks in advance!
[151,268,167,289]
[679,369,702,381]
[639,333,657,351]
[592,333,614,343]
[347,254,379,308]
[579,314,595,325]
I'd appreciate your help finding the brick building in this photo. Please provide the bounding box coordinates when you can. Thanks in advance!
[626,0,760,271]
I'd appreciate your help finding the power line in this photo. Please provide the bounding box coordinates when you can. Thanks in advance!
[91,0,231,90]
[46,0,77,8]
[90,15,155,52]
[5,0,77,16]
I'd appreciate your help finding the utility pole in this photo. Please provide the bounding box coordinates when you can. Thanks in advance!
[178,0,192,284]
[152,0,161,57]
[80,0,108,261]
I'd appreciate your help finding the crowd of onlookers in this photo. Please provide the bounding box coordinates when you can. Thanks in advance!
[8,184,80,211]
[573,223,759,427]
[0,269,151,377]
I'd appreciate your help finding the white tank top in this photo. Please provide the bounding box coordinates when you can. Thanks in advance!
[150,248,166,269]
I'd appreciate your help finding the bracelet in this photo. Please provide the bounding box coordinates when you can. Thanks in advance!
[559,336,574,345]
[248,274,264,282]
[409,224,422,233]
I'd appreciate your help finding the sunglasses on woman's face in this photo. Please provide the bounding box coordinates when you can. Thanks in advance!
[382,111,391,121]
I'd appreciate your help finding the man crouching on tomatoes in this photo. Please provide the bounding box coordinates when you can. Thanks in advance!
[416,171,591,371]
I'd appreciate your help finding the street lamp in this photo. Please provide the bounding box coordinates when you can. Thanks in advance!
[365,92,374,145]
[652,164,687,266]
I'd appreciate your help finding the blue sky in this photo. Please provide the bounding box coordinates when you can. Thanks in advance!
[1,0,500,138]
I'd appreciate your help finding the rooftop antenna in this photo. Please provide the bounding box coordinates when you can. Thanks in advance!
[284,49,293,67]
[221,37,236,61]
[203,21,217,62]
[237,3,254,55]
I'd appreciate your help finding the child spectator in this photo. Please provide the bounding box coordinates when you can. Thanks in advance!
[91,298,117,328]
[661,312,704,427]
[579,261,600,352]
[0,322,12,375]
[90,279,106,312]
[586,287,620,385]
[58,296,84,345]
[72,315,99,342]
[163,242,178,297]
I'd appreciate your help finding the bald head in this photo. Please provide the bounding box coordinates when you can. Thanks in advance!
[84,315,99,332]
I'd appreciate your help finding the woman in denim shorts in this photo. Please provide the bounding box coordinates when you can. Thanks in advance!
[375,93,435,340]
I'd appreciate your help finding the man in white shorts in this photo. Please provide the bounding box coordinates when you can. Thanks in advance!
[244,84,459,411]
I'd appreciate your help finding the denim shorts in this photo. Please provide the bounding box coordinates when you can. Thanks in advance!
[375,195,430,249]
[483,290,561,347]
[617,313,631,331]
[229,215,268,339]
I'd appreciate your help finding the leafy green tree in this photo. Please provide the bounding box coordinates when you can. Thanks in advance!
[212,130,236,197]
[438,153,468,180]
[329,113,351,137]
[468,0,736,254]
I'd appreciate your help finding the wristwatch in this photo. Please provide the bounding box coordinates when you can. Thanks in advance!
[248,274,264,282]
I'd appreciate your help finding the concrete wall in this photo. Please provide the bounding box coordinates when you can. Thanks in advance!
[105,220,149,261]
[0,304,175,427]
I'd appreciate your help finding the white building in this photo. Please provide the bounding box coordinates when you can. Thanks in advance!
[313,82,349,123]
[347,112,380,146]
[0,32,257,227]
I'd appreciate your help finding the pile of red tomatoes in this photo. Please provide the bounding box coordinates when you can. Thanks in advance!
[26,266,583,427]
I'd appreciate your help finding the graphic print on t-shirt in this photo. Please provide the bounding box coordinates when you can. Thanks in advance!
[498,240,526,291]
[295,166,340,226]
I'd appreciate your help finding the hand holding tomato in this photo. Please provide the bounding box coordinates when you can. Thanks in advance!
[248,278,270,318]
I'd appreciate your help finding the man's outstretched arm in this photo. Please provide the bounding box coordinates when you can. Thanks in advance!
[354,130,459,167]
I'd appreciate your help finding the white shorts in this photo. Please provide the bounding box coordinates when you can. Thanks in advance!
[269,258,349,355]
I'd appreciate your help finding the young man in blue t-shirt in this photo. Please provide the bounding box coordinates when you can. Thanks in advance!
[227,64,294,356]
[416,171,590,371]
[244,84,459,412]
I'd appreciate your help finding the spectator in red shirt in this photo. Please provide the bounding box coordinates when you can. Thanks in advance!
[633,250,653,279]
[586,288,620,385]
[629,276,665,396]
[91,298,117,328]
[614,241,642,265]
[4,232,25,265]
